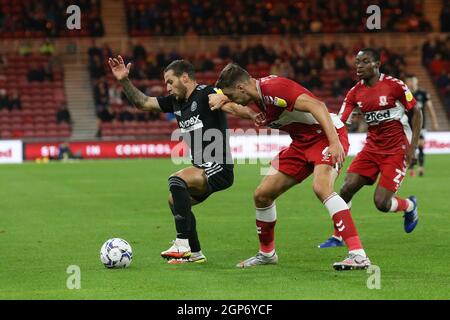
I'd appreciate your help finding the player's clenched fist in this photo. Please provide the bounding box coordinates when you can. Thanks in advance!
[108,55,132,81]
[208,93,229,110]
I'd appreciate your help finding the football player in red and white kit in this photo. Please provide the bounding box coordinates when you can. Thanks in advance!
[318,48,423,249]
[210,63,371,270]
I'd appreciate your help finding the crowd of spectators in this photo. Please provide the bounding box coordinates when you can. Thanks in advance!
[88,42,163,136]
[125,0,432,37]
[422,35,450,116]
[90,40,408,134]
[0,88,21,111]
[0,0,104,38]
[441,0,450,32]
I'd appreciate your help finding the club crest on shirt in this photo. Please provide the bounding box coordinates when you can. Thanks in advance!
[191,101,197,112]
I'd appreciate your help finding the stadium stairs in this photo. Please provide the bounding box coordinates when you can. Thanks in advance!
[63,55,98,140]
[101,0,128,37]
[424,0,443,32]
[406,56,450,130]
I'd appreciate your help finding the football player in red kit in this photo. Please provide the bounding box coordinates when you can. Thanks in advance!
[211,63,371,270]
[318,48,423,249]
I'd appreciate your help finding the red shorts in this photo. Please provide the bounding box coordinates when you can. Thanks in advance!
[347,149,407,193]
[271,127,349,183]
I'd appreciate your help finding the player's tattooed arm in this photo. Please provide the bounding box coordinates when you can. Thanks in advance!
[119,78,160,112]
[108,55,160,112]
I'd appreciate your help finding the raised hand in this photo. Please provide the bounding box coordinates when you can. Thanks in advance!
[108,55,131,81]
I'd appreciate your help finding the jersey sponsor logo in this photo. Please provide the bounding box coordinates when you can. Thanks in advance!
[179,115,204,132]
[364,109,392,123]
[263,95,287,108]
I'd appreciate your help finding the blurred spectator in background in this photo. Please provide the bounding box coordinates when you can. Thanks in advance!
[39,39,55,56]
[0,54,7,70]
[19,41,32,56]
[0,89,9,110]
[8,90,22,111]
[441,0,450,32]
[108,83,123,105]
[57,142,83,161]
[56,103,72,124]
[27,63,46,82]
[118,105,135,122]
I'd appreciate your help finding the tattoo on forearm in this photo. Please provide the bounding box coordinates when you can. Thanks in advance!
[119,78,148,107]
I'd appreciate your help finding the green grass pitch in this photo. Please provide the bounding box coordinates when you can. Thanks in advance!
[0,155,449,300]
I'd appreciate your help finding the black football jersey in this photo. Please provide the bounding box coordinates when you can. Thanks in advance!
[413,89,430,129]
[157,85,233,166]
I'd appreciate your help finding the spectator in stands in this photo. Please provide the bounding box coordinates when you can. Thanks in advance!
[441,0,450,32]
[94,78,109,112]
[0,89,9,111]
[0,54,6,70]
[88,40,102,63]
[56,103,72,124]
[118,105,135,122]
[308,69,323,89]
[57,142,82,161]
[7,90,21,111]
[89,16,105,37]
[108,83,123,105]
[331,79,343,98]
[19,42,32,56]
[96,107,116,137]
[39,39,55,56]
[89,55,106,79]
[27,63,46,82]
[436,71,450,90]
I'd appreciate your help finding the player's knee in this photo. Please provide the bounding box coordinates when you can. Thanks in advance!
[253,187,273,208]
[374,195,390,212]
[312,182,332,201]
[168,175,188,191]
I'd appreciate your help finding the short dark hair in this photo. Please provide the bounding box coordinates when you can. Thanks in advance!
[215,63,251,89]
[359,48,380,62]
[164,60,196,80]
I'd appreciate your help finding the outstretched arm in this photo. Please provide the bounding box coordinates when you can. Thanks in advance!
[208,93,265,125]
[108,55,160,112]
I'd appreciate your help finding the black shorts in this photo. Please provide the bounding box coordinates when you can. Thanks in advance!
[192,162,234,203]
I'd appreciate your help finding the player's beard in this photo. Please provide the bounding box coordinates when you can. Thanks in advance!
[175,83,188,100]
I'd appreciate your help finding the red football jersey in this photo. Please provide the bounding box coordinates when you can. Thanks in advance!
[339,74,416,154]
[256,75,344,142]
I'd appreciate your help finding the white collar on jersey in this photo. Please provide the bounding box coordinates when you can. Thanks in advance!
[255,79,266,110]
[361,73,385,85]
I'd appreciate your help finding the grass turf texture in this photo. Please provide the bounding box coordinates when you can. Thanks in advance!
[0,155,449,300]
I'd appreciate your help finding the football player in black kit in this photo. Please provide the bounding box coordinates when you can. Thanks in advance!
[405,75,439,177]
[109,56,257,264]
